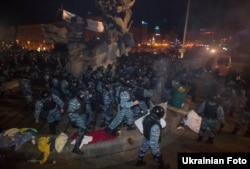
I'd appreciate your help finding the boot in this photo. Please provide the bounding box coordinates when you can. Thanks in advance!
[105,127,113,136]
[87,121,95,129]
[122,122,127,127]
[73,135,84,155]
[207,137,214,144]
[49,122,56,135]
[135,159,146,167]
[127,125,136,131]
[136,152,146,167]
[86,124,92,130]
[197,135,203,142]
[154,155,169,169]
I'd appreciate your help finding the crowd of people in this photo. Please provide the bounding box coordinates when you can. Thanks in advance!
[1,47,249,168]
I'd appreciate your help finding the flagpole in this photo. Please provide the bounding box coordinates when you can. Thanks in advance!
[180,0,191,59]
[55,5,63,25]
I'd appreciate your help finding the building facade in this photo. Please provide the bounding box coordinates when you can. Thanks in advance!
[16,24,54,51]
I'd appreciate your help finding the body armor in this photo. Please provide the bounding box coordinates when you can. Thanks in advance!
[204,101,218,119]
[43,97,57,112]
[143,114,161,141]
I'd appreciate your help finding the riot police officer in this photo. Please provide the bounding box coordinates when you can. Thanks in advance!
[50,72,62,97]
[231,97,250,137]
[132,79,153,119]
[197,93,225,144]
[60,73,74,101]
[100,79,114,127]
[67,89,87,155]
[105,78,139,135]
[136,106,168,169]
[84,86,95,129]
[43,71,51,90]
[34,89,65,135]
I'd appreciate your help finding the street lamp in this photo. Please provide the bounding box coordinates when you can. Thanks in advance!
[180,0,191,59]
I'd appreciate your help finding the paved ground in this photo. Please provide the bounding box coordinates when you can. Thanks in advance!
[1,113,250,169]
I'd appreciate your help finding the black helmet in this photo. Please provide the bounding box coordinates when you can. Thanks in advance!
[124,79,132,88]
[151,106,165,119]
[103,80,112,90]
[209,92,220,102]
[122,77,133,88]
[140,79,149,88]
[52,78,59,87]
[40,89,50,99]
[43,74,50,81]
[76,89,85,100]
[72,77,79,86]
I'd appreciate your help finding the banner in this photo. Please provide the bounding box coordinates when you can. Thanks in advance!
[62,9,104,32]
[62,10,84,24]
[86,19,104,33]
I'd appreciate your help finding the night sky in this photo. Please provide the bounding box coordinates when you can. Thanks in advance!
[0,0,250,33]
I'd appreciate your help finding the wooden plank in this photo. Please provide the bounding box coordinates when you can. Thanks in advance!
[167,106,188,115]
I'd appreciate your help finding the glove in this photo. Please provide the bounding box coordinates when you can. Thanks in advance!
[220,123,225,128]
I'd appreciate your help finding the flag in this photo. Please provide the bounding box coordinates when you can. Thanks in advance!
[62,10,84,24]
[86,19,104,33]
[62,9,104,32]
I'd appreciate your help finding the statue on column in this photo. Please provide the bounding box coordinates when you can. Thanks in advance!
[96,0,136,49]
[42,0,136,77]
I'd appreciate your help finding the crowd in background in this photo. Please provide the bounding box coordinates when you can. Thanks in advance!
[0,47,249,139]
